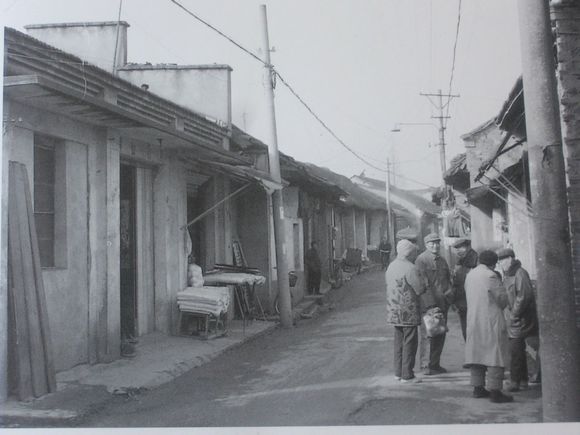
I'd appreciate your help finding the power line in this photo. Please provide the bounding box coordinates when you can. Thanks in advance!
[168,0,266,66]
[274,71,387,173]
[445,0,462,127]
[167,0,440,185]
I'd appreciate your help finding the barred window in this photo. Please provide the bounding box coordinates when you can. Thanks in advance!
[34,134,66,268]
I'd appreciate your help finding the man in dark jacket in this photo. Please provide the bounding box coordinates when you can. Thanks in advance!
[305,241,322,294]
[497,248,539,392]
[415,233,454,375]
[379,237,392,270]
[452,238,478,341]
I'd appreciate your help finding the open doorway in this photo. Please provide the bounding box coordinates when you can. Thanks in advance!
[120,164,137,348]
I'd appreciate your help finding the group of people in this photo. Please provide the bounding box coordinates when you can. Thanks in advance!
[385,231,539,404]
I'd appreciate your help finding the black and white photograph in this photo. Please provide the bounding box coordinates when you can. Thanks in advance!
[1,1,580,434]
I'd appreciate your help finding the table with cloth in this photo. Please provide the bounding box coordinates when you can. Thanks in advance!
[176,286,230,339]
[202,272,267,329]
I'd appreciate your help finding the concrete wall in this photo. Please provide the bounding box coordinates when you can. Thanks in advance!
[507,190,536,279]
[343,209,356,253]
[553,2,580,327]
[354,209,367,255]
[25,22,128,73]
[118,66,232,126]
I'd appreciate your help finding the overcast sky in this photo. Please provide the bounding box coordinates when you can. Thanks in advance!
[2,0,523,189]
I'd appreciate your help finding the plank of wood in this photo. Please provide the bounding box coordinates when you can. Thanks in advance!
[14,164,48,397]
[21,164,56,392]
[8,163,34,400]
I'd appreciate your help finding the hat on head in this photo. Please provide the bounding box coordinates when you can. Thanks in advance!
[497,248,515,260]
[452,238,471,248]
[396,227,418,242]
[424,233,441,244]
[396,239,417,260]
[479,250,498,267]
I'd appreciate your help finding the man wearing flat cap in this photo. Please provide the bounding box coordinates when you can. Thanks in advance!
[497,248,539,392]
[415,232,454,375]
[452,238,478,341]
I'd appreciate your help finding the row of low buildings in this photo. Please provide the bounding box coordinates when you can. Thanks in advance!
[0,21,442,401]
[444,2,580,330]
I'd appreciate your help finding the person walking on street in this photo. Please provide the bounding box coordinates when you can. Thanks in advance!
[305,241,322,295]
[451,238,478,341]
[464,250,513,403]
[497,248,539,393]
[415,233,454,375]
[386,239,427,383]
[379,236,392,270]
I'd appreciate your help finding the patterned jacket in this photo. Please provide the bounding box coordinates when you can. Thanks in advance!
[385,256,426,326]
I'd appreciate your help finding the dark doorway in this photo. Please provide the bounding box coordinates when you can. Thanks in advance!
[187,192,205,272]
[120,164,137,340]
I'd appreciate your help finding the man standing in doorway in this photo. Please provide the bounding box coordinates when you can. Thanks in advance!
[305,241,322,295]
[415,233,454,375]
[452,238,478,341]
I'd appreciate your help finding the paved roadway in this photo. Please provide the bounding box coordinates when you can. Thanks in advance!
[80,269,542,427]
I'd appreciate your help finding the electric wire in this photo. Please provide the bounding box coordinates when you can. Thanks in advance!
[166,0,397,176]
[168,0,266,66]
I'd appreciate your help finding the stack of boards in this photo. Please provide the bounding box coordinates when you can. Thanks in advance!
[8,162,56,399]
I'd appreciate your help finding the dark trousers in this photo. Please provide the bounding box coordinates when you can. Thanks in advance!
[380,252,390,269]
[429,331,446,369]
[307,269,321,294]
[457,306,467,341]
[509,337,529,383]
[394,326,419,380]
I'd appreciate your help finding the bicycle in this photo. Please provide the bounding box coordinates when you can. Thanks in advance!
[330,258,344,289]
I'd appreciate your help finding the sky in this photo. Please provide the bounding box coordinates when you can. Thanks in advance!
[1,0,523,189]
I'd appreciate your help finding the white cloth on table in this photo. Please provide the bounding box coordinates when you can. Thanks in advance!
[202,272,266,286]
[177,286,230,317]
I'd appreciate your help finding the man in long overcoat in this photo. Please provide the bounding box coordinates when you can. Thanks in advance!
[385,239,426,383]
[415,233,454,375]
[465,250,513,403]
[452,238,478,341]
[497,248,539,392]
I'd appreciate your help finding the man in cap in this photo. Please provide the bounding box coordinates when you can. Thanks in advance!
[415,233,454,375]
[396,227,418,244]
[465,250,513,403]
[497,248,539,392]
[385,239,427,383]
[452,238,478,341]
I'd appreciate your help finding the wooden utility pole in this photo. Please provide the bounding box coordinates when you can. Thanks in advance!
[260,5,293,328]
[385,159,395,248]
[420,90,459,187]
[517,0,580,421]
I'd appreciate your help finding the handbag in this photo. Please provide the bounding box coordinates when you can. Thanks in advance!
[423,307,448,337]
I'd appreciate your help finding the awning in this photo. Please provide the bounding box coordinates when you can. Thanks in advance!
[4,74,247,166]
[192,159,285,193]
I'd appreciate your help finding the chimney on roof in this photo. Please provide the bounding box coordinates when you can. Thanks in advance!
[25,21,129,73]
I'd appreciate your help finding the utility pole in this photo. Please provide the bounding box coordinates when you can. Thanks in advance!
[419,90,459,188]
[385,158,395,248]
[517,0,580,421]
[260,5,293,328]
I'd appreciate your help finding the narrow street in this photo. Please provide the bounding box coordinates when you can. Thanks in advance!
[78,269,541,427]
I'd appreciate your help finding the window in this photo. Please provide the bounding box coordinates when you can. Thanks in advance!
[34,134,66,268]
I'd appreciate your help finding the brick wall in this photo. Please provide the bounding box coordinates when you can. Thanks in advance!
[553,1,580,328]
